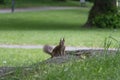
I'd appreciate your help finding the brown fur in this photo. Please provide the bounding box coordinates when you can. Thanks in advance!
[43,38,65,58]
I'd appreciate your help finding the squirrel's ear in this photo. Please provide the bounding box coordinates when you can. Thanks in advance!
[63,38,65,42]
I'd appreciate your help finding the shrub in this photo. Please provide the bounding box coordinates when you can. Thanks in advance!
[92,12,120,28]
[0,0,4,4]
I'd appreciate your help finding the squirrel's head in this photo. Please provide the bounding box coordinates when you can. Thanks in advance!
[59,38,65,45]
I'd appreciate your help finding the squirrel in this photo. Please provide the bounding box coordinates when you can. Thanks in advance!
[43,38,65,58]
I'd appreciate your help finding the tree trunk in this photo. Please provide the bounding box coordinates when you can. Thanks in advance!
[85,0,117,28]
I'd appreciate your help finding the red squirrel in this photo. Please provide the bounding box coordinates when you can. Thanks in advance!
[43,38,65,58]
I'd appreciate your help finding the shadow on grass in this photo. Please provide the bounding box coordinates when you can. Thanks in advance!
[0,8,89,31]
[0,18,84,31]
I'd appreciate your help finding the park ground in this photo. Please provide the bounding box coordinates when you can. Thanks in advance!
[0,1,120,80]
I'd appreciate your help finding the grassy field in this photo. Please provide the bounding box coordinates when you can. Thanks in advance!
[0,48,49,67]
[0,0,84,8]
[0,8,120,67]
[0,8,120,47]
[1,52,120,80]
[0,3,120,80]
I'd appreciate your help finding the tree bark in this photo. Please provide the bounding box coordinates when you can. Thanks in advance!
[85,0,117,28]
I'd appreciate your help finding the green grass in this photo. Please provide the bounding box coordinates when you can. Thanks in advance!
[0,0,83,8]
[0,48,49,67]
[0,9,120,47]
[0,6,120,79]
[1,52,120,80]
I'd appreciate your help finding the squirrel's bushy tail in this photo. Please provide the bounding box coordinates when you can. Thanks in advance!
[43,45,53,55]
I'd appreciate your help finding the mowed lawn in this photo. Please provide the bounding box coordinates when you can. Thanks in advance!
[0,8,120,67]
[0,8,120,80]
[0,49,49,67]
[0,8,120,47]
[0,0,80,8]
